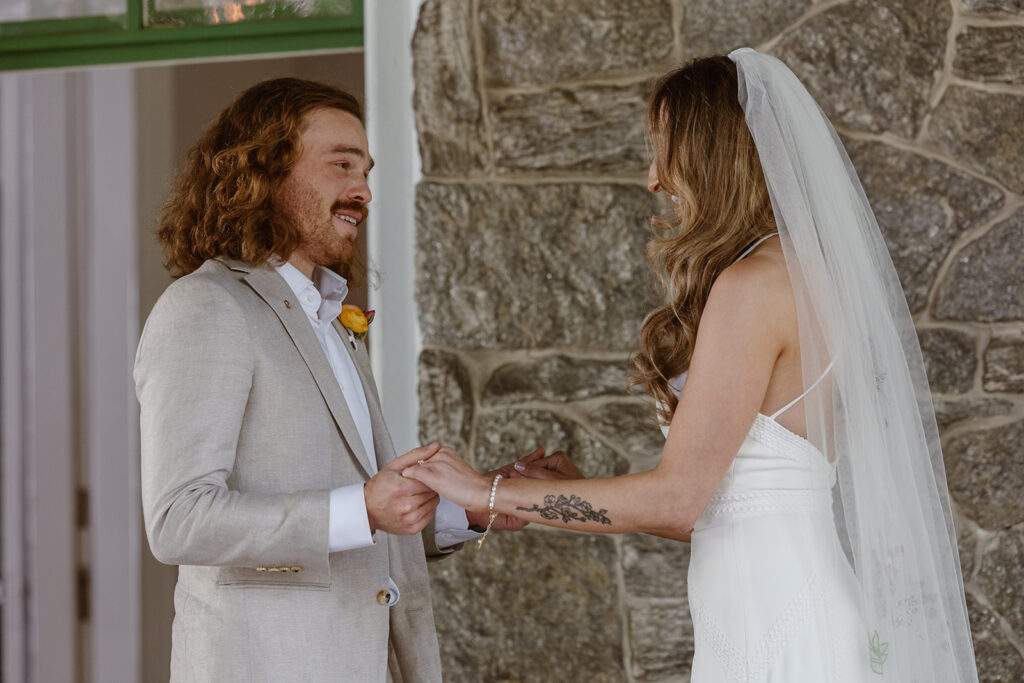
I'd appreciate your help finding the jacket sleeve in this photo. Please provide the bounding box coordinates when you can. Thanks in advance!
[420,518,463,561]
[135,275,329,573]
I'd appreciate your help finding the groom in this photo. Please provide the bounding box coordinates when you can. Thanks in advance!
[135,78,561,682]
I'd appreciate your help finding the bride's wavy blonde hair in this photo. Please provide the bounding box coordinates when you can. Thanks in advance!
[632,56,778,423]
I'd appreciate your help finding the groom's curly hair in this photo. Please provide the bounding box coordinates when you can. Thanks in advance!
[632,56,778,424]
[157,78,363,278]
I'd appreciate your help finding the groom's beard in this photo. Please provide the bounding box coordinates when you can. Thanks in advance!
[279,185,367,269]
[326,199,368,281]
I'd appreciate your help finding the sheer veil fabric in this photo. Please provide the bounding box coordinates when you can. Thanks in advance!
[728,48,977,681]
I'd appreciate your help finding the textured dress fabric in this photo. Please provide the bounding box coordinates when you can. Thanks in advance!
[665,400,871,682]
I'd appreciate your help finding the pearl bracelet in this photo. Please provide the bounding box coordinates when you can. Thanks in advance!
[477,474,503,549]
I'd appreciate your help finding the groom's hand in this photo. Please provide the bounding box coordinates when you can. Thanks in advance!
[365,444,441,535]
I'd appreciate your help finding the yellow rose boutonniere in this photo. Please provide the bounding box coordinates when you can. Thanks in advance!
[339,304,374,342]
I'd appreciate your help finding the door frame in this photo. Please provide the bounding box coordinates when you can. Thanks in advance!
[0,5,422,680]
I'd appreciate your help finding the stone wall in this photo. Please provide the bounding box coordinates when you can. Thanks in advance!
[411,1,1024,680]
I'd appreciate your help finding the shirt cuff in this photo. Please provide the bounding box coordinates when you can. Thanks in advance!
[328,484,375,552]
[433,496,482,549]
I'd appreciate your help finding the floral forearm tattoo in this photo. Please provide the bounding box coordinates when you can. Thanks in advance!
[516,494,612,526]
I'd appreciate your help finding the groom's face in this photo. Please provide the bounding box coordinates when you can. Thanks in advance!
[277,107,373,269]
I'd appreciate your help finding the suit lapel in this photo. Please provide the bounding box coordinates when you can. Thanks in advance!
[332,318,398,470]
[236,261,375,479]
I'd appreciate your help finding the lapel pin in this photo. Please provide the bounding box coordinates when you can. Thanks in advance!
[284,299,291,309]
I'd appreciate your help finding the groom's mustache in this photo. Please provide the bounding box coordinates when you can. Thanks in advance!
[332,199,369,224]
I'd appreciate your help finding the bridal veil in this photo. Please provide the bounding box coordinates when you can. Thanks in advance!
[728,48,978,681]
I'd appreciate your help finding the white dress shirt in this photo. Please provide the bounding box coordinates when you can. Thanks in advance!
[273,261,480,562]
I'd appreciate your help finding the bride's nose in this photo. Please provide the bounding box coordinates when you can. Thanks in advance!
[647,160,662,194]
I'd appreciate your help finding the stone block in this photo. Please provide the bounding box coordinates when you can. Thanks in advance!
[628,602,695,681]
[585,401,667,473]
[965,591,1024,682]
[622,533,690,600]
[418,349,474,454]
[482,355,634,405]
[929,87,1024,194]
[480,0,676,86]
[977,527,1024,640]
[983,336,1024,392]
[945,419,1024,529]
[917,327,978,394]
[935,208,1024,322]
[412,0,488,175]
[490,81,651,174]
[932,397,1014,430]
[680,0,811,59]
[429,529,625,681]
[774,0,950,137]
[416,182,659,350]
[954,26,1024,84]
[845,140,1003,313]
[474,408,630,478]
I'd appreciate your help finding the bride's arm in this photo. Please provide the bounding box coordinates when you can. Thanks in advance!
[406,259,792,541]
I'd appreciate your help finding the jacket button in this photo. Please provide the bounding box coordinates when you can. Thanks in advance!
[290,566,303,573]
[376,590,391,605]
[255,567,268,572]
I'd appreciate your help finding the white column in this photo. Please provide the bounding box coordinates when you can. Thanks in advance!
[0,71,78,683]
[83,67,142,683]
[1,69,31,683]
[0,67,142,683]
[363,0,425,454]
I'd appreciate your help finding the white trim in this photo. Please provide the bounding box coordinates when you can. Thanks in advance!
[25,71,79,683]
[364,0,424,454]
[1,69,30,683]
[83,67,142,683]
[0,70,79,683]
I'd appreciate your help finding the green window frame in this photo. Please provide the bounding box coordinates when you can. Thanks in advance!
[0,0,363,72]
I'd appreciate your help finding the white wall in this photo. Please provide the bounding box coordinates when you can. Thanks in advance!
[364,0,424,454]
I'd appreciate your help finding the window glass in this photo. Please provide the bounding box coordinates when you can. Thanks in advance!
[0,0,123,21]
[147,0,353,25]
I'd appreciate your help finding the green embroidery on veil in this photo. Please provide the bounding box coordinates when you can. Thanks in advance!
[869,630,889,675]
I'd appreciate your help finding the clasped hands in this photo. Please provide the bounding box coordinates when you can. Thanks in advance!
[364,442,581,536]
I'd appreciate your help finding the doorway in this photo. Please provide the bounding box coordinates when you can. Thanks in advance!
[1,4,421,681]
[136,52,366,683]
[0,49,367,683]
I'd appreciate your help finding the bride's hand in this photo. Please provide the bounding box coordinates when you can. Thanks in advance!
[513,449,584,480]
[402,447,491,513]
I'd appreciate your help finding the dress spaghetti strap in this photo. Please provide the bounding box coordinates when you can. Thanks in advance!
[769,360,835,419]
[733,232,779,264]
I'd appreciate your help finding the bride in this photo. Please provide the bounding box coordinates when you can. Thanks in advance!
[407,49,977,682]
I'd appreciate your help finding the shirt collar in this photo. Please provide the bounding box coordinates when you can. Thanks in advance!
[273,260,349,323]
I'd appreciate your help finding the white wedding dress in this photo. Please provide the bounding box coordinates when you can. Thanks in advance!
[663,236,871,682]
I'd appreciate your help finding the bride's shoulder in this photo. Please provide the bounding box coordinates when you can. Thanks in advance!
[704,249,794,332]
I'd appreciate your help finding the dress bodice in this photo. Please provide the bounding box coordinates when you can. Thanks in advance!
[664,370,836,531]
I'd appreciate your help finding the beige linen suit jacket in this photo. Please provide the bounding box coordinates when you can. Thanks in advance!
[135,258,447,683]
